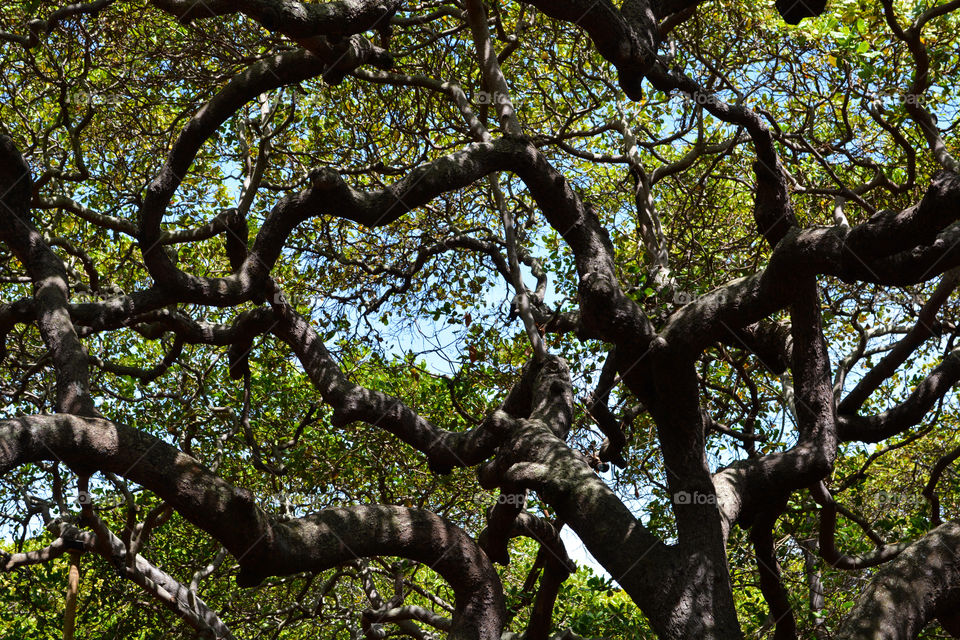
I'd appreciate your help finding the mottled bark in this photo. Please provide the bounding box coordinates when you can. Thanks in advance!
[0,136,94,415]
[0,414,505,640]
[835,522,960,640]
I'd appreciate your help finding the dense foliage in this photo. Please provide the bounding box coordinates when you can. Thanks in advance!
[1,0,960,638]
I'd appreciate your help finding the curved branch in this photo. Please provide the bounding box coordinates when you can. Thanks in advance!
[516,0,658,100]
[150,0,399,38]
[750,510,797,640]
[0,414,505,640]
[90,335,184,382]
[1,520,232,639]
[839,266,960,414]
[476,357,687,636]
[271,299,519,473]
[362,605,452,634]
[585,351,628,467]
[0,135,94,415]
[838,346,960,443]
[835,520,960,639]
[810,482,910,571]
[713,278,836,535]
[662,170,960,361]
[0,0,115,48]
[923,444,960,527]
[137,45,389,288]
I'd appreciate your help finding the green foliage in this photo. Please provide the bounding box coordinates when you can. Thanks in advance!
[1,0,960,637]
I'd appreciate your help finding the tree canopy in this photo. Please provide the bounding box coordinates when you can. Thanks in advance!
[2,0,960,638]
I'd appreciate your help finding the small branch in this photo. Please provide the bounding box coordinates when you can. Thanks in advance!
[491,175,547,361]
[464,0,522,136]
[62,551,82,640]
[810,482,911,570]
[0,0,114,48]
[922,444,960,527]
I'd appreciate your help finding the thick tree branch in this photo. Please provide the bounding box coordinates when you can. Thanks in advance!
[0,0,115,48]
[809,482,910,571]
[150,0,399,38]
[750,510,797,640]
[835,521,960,639]
[0,135,94,415]
[662,170,960,361]
[839,266,960,414]
[137,46,389,290]
[271,299,519,473]
[713,278,837,535]
[0,414,505,640]
[516,0,658,100]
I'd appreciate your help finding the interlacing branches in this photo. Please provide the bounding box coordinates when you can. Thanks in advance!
[2,0,960,639]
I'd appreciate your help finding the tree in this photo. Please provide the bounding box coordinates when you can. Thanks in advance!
[1,0,960,638]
